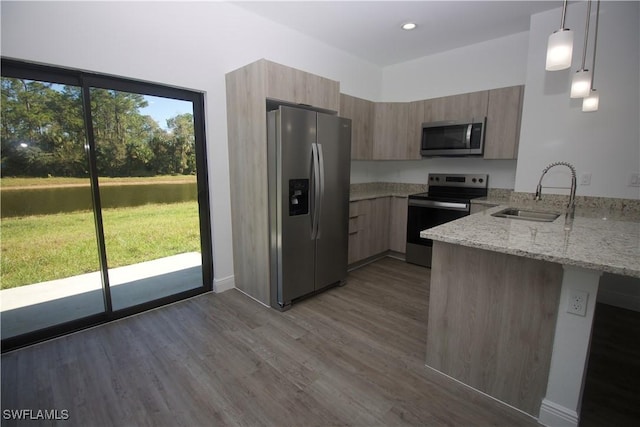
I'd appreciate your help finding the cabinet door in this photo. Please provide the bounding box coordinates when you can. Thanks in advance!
[370,197,391,255]
[406,101,424,160]
[421,97,443,122]
[372,102,410,160]
[423,91,488,123]
[389,197,408,253]
[348,198,391,264]
[484,85,524,159]
[340,94,374,160]
[443,91,488,120]
[265,60,340,112]
[348,200,369,264]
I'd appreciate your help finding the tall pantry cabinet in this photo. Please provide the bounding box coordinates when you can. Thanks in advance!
[225,59,340,305]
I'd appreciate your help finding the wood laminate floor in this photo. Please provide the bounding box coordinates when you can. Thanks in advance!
[580,303,640,427]
[2,257,541,427]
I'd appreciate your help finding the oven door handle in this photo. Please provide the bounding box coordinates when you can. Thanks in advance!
[408,199,469,211]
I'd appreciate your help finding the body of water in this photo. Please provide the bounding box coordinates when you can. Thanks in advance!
[1,182,198,217]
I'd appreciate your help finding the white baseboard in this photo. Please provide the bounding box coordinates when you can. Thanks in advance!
[213,275,235,293]
[538,399,579,427]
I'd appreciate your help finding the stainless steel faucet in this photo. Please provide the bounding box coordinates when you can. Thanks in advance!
[534,161,577,229]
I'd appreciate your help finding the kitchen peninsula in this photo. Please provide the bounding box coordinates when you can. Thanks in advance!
[421,205,640,426]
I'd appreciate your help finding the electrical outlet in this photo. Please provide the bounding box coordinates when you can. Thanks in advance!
[567,290,588,317]
[630,173,640,187]
[580,173,592,186]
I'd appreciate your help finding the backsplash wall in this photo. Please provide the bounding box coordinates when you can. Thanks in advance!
[350,158,517,188]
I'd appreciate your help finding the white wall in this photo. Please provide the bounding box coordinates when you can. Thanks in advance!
[0,1,382,288]
[352,31,530,189]
[381,31,529,101]
[516,1,640,199]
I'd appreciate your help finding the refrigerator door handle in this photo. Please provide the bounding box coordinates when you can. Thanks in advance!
[316,143,325,239]
[311,142,320,239]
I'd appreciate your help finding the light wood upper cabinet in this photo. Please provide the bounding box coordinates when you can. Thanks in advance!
[264,60,340,111]
[340,94,374,160]
[407,101,424,158]
[372,102,420,160]
[422,90,489,123]
[373,102,407,159]
[483,85,524,160]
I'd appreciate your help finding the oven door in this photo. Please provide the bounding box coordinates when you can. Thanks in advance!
[405,199,469,267]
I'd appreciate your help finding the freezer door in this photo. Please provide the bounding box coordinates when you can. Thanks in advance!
[314,113,351,289]
[269,106,317,307]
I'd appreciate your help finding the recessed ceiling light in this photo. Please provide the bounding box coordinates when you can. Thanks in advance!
[401,22,417,31]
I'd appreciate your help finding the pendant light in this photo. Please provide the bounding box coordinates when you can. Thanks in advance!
[583,0,601,112]
[571,0,593,98]
[546,0,573,71]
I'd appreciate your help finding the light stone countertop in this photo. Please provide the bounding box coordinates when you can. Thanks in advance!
[349,182,427,201]
[421,204,640,278]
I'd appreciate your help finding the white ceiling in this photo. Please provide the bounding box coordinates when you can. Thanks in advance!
[233,1,560,66]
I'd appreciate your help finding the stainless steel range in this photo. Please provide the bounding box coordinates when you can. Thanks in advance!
[406,173,488,267]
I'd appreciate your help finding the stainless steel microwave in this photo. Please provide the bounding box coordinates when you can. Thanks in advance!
[420,118,486,157]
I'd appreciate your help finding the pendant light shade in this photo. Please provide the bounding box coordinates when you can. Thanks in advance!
[582,0,601,112]
[571,0,593,98]
[546,29,574,71]
[571,69,592,98]
[582,89,599,112]
[545,0,573,71]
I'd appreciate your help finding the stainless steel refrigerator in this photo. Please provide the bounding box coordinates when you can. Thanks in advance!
[267,105,351,310]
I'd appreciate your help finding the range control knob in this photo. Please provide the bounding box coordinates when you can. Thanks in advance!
[472,178,477,183]
[479,178,484,183]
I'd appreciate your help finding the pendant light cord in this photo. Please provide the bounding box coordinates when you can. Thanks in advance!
[580,0,592,69]
[590,0,600,88]
[560,0,569,28]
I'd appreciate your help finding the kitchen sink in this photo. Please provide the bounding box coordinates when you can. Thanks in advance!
[491,208,561,222]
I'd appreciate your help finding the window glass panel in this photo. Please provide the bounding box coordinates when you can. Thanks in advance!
[89,89,203,310]
[0,77,104,338]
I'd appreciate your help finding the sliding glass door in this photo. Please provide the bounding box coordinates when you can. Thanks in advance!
[0,60,212,351]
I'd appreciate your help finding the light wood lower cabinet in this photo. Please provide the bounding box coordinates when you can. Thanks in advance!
[348,196,407,265]
[427,241,562,416]
[389,197,408,253]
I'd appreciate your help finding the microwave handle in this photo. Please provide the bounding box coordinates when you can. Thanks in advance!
[465,124,472,149]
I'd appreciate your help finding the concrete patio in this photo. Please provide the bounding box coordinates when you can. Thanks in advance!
[1,252,203,339]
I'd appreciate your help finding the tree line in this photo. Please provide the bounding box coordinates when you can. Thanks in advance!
[1,78,196,178]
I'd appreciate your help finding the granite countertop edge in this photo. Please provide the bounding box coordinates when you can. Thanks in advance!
[421,204,640,279]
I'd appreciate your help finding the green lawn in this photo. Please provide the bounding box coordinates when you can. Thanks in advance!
[0,201,201,289]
